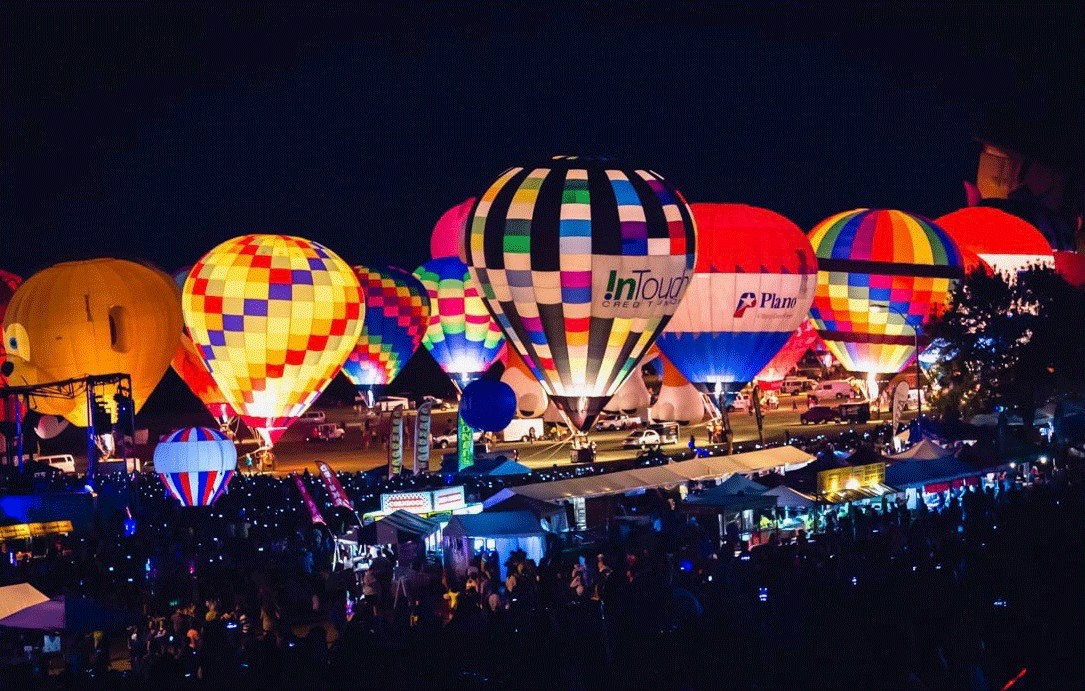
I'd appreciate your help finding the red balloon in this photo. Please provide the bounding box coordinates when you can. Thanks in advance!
[430,198,476,262]
[1054,251,1085,288]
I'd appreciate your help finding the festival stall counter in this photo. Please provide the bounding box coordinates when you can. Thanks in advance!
[442,510,547,581]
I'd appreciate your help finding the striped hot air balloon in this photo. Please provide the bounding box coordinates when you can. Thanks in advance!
[656,204,817,398]
[466,156,697,431]
[413,257,505,389]
[808,209,964,375]
[154,427,236,507]
[342,265,430,405]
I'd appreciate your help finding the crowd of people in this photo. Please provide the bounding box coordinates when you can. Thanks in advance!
[0,427,1081,690]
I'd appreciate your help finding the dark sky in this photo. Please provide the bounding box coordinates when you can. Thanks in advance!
[3,2,1082,279]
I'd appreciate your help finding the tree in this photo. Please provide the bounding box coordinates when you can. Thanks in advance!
[925,266,1085,431]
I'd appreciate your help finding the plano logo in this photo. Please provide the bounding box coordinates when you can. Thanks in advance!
[602,269,691,309]
[734,292,757,317]
[734,292,798,317]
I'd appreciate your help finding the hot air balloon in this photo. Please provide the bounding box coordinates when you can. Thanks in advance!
[1054,251,1085,288]
[603,350,653,415]
[342,265,431,406]
[808,209,964,376]
[756,319,823,387]
[430,198,477,263]
[182,235,363,447]
[656,204,817,406]
[935,207,1054,275]
[501,347,548,418]
[413,257,505,389]
[34,415,69,440]
[650,351,705,425]
[1,259,182,426]
[154,427,237,507]
[466,156,697,431]
[171,268,236,427]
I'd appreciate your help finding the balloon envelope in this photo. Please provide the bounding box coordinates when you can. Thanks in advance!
[650,351,705,424]
[500,348,548,418]
[656,204,817,393]
[34,415,69,440]
[430,198,477,262]
[459,378,517,432]
[808,209,964,374]
[154,427,237,506]
[756,319,823,385]
[182,235,363,446]
[2,259,182,426]
[342,265,430,394]
[466,156,697,431]
[935,207,1053,275]
[1053,251,1085,288]
[413,257,505,386]
[171,268,236,424]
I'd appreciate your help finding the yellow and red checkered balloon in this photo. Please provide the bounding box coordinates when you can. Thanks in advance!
[182,235,363,446]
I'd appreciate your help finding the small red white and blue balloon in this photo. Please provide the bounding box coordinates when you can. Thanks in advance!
[154,427,237,507]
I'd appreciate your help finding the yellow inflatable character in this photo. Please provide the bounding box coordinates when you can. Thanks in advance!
[1,259,182,427]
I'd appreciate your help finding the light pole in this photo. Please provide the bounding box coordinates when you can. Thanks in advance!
[871,303,921,419]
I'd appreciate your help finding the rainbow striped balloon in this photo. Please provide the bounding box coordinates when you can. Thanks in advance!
[154,427,236,507]
[808,209,964,374]
[413,257,504,387]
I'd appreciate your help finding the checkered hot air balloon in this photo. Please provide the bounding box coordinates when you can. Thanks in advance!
[182,235,364,446]
[172,268,236,426]
[656,204,818,399]
[154,427,236,506]
[808,209,964,374]
[466,156,697,432]
[342,265,430,405]
[413,257,505,388]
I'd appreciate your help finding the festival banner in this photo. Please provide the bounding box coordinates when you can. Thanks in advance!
[388,407,404,478]
[315,460,354,511]
[293,475,326,525]
[431,485,466,512]
[414,402,432,474]
[457,413,474,471]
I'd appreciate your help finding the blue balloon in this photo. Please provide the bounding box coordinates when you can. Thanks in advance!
[460,378,516,432]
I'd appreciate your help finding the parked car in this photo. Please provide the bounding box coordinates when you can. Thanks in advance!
[800,406,839,424]
[836,401,871,424]
[299,410,326,424]
[36,454,76,474]
[501,418,544,442]
[646,421,681,444]
[304,423,345,442]
[374,396,410,413]
[413,394,452,410]
[807,380,856,403]
[724,392,750,413]
[432,429,484,448]
[595,414,641,431]
[622,429,664,449]
[779,377,816,395]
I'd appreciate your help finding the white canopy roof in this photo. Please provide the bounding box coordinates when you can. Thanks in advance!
[495,446,814,503]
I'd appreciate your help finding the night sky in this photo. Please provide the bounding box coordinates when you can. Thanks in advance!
[3,2,1082,279]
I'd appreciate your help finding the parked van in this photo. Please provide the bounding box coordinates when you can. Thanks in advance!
[374,396,410,413]
[645,421,680,445]
[779,377,816,395]
[37,454,76,474]
[501,418,544,442]
[808,380,855,402]
[299,410,326,424]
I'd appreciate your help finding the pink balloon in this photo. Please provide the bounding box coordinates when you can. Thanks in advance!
[430,198,477,262]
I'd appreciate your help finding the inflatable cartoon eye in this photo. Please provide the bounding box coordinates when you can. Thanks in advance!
[3,323,29,362]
